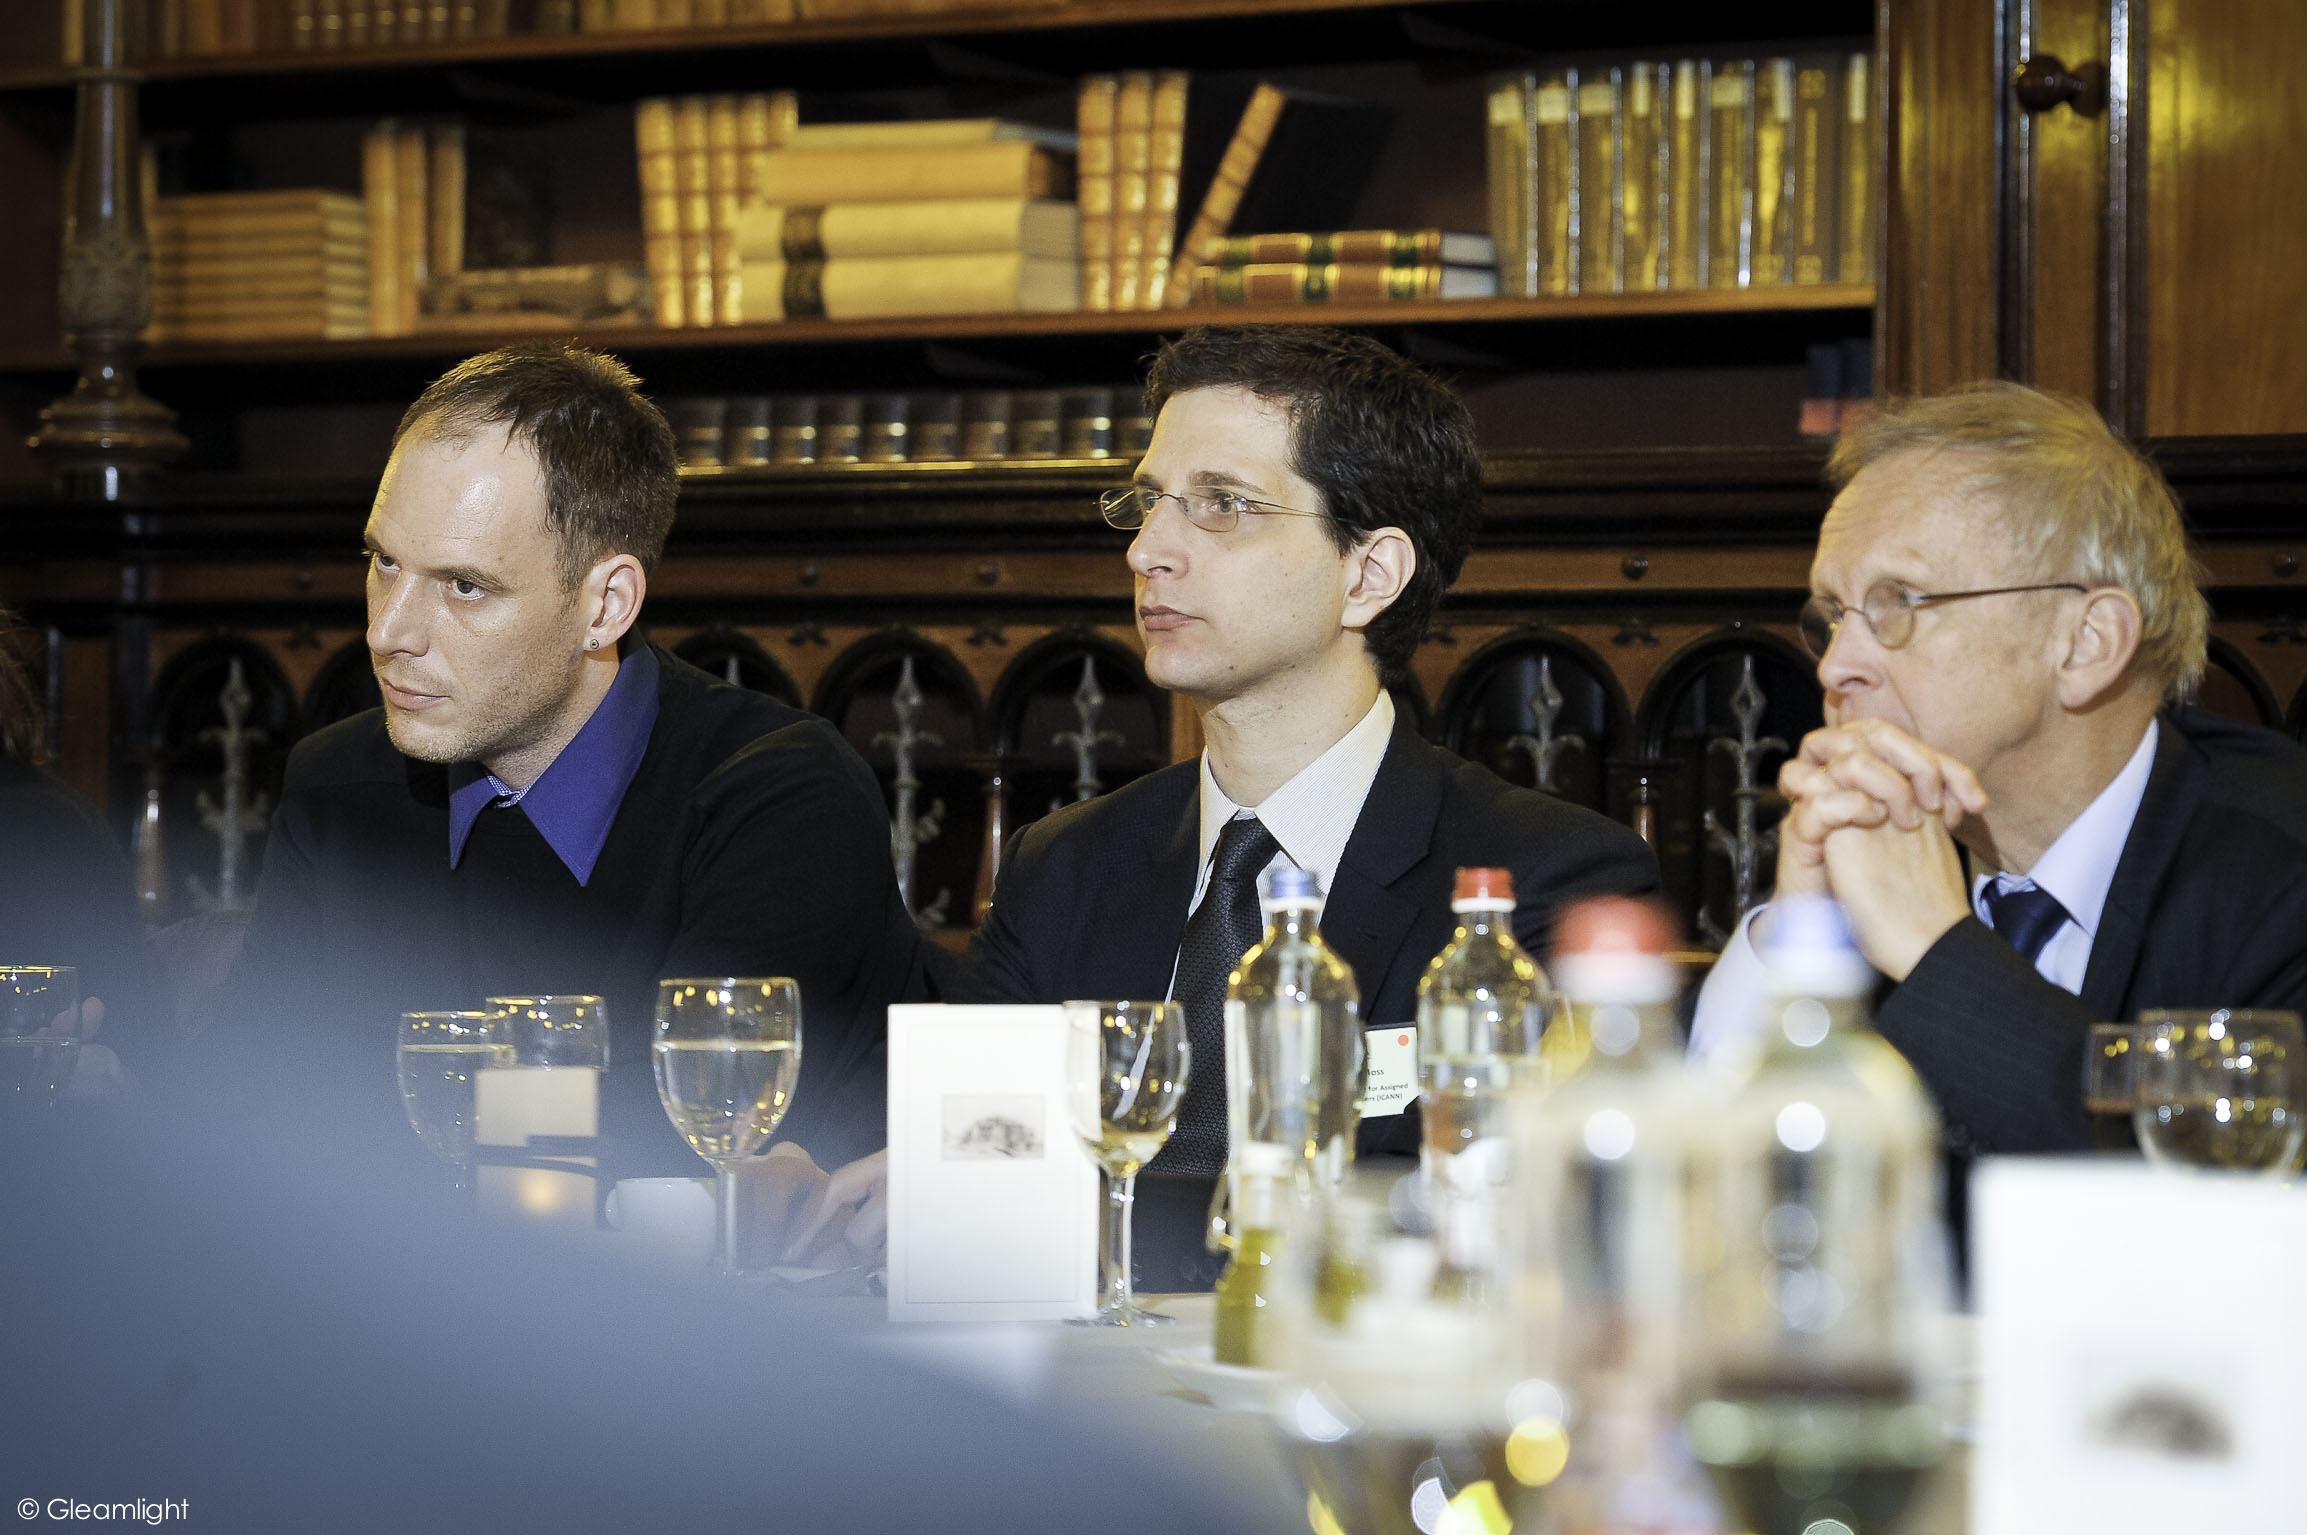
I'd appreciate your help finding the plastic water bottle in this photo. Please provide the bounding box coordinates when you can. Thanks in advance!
[1212,864,1364,1367]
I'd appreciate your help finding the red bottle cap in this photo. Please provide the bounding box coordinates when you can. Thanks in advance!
[1452,867,1515,904]
[1554,895,1676,956]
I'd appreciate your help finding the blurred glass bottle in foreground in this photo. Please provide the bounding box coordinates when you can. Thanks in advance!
[1517,896,1716,1534]
[1416,867,1555,1299]
[1213,864,1364,1368]
[1680,894,1951,1535]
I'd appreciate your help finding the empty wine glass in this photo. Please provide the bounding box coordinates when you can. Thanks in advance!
[397,1009,511,1195]
[1064,999,1189,1327]
[2134,1009,2304,1178]
[653,977,802,1277]
[0,965,81,1110]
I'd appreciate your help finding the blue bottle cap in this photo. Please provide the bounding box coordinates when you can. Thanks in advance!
[1260,864,1320,903]
[1758,892,1875,996]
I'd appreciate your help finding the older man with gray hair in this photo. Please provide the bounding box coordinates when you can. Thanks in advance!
[1691,381,2307,1158]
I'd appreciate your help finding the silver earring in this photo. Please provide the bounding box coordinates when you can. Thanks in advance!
[587,639,599,650]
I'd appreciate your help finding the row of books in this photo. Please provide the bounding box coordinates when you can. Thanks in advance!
[1075,74,1391,313]
[58,0,1034,61]
[667,387,1150,470]
[62,0,514,58]
[361,117,575,336]
[1799,339,1879,439]
[1488,52,1877,297]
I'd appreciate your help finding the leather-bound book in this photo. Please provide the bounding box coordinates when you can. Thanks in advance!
[1075,75,1120,312]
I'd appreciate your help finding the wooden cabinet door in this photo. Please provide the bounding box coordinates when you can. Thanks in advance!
[1890,0,2307,434]
[2140,0,2307,435]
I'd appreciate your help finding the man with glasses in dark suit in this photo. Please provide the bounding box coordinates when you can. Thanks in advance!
[932,326,1659,1284]
[1690,381,2307,1165]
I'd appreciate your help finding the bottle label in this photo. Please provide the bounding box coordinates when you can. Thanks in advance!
[1360,1024,1417,1118]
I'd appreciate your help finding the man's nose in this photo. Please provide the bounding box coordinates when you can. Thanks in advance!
[1124,496,1190,578]
[367,573,426,657]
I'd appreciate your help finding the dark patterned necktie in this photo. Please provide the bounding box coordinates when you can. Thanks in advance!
[1154,815,1280,1177]
[1984,881,2071,965]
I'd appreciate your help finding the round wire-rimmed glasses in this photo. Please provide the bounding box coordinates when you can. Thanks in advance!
[1797,579,2088,658]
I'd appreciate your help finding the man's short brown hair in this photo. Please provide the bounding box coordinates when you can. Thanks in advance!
[1828,380,2208,700]
[394,342,680,586]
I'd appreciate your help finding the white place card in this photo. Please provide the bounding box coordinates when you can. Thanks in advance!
[886,1004,1098,1323]
[1973,1158,2307,1534]
[475,1065,601,1231]
[1361,1023,1417,1118]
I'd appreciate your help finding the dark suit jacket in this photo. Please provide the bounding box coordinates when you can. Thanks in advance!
[1880,706,2307,1158]
[960,709,1662,1160]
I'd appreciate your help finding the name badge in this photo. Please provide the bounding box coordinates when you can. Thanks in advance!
[1360,1024,1417,1118]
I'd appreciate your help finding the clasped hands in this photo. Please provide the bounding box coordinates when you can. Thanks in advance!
[1772,717,1982,982]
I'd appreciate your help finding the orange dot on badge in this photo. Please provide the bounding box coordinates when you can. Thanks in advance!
[1397,1033,1410,1046]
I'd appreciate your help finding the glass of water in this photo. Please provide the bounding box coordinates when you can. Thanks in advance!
[653,978,803,1277]
[2134,1009,2305,1178]
[397,1009,512,1194]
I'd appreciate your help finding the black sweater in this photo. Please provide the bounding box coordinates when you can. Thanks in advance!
[229,647,931,1173]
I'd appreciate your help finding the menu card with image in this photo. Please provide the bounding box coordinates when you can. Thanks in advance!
[1973,1158,2307,1533]
[886,1004,1099,1322]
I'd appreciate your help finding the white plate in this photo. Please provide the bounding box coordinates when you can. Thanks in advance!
[1153,1344,1282,1413]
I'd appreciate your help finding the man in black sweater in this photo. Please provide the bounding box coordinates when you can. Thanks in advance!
[230,343,930,1173]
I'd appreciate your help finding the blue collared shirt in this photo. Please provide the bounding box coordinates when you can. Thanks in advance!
[446,651,661,886]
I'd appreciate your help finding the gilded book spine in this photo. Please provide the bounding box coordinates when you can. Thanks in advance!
[634,98,684,327]
[1076,75,1119,313]
[1666,59,1704,290]
[1485,74,1535,299]
[1838,51,1875,285]
[1751,57,1795,287]
[1622,61,1667,290]
[1139,71,1190,309]
[1707,59,1753,289]
[1531,68,1573,296]
[1110,72,1153,312]
[1573,70,1620,294]
[1166,81,1285,304]
[1790,56,1841,284]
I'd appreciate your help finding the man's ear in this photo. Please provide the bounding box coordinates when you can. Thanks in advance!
[583,555,647,652]
[2057,585,2144,709]
[1340,526,1416,633]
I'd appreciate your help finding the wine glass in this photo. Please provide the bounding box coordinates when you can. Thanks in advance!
[653,977,803,1277]
[1064,999,1189,1327]
[0,966,82,1110]
[487,994,610,1068]
[397,1009,512,1195]
[2134,1009,2304,1178]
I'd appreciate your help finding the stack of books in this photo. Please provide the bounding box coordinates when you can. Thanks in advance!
[733,118,1079,322]
[634,93,797,328]
[1185,229,1498,307]
[1488,51,1876,297]
[148,189,368,342]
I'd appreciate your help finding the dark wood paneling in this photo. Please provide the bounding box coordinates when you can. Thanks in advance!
[2145,0,2307,435]
[1882,0,2005,396]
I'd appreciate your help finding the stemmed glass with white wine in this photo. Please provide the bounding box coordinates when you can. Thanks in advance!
[653,977,803,1277]
[398,1009,512,1195]
[1065,999,1190,1327]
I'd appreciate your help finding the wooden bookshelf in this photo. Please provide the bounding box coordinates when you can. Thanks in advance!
[0,2,1872,94]
[0,286,1873,375]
